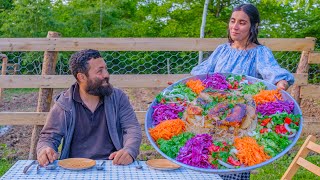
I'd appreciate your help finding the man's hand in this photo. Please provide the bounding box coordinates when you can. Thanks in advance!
[108,149,133,165]
[37,146,59,167]
[276,80,289,90]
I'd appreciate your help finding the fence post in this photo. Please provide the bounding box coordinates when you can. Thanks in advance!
[28,31,61,160]
[0,54,8,99]
[290,37,316,105]
[290,51,310,105]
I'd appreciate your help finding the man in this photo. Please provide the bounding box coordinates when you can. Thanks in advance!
[37,49,142,166]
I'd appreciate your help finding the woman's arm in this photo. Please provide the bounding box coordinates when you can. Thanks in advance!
[256,46,295,89]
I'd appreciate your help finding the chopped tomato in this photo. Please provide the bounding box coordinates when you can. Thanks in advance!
[167,81,173,85]
[208,144,220,153]
[275,124,288,134]
[160,98,166,104]
[260,128,269,134]
[227,156,241,166]
[284,117,292,124]
[295,122,299,125]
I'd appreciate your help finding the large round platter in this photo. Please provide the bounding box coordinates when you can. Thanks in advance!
[145,73,303,174]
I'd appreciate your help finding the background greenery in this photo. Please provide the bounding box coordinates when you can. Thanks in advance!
[0,0,319,82]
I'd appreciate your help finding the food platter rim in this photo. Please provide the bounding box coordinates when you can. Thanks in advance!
[145,73,303,174]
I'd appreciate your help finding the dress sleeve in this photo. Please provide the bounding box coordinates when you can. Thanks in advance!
[191,44,225,75]
[256,46,295,86]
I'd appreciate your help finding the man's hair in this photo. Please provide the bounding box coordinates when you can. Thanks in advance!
[69,49,101,80]
[228,3,261,47]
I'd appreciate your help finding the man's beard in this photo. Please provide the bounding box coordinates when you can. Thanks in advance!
[86,77,113,97]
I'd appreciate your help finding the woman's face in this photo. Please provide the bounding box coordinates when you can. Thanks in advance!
[229,10,251,44]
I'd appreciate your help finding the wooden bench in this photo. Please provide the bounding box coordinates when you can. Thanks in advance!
[0,32,319,160]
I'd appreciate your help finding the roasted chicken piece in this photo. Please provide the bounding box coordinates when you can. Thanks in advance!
[240,105,256,129]
[207,103,229,121]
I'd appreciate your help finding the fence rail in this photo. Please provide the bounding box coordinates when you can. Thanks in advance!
[0,38,315,51]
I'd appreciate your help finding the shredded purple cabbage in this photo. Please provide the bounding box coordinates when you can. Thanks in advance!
[256,99,294,115]
[152,103,185,125]
[176,134,215,168]
[202,73,228,90]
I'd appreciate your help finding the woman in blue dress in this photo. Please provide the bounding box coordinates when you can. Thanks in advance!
[191,4,294,90]
[191,3,294,180]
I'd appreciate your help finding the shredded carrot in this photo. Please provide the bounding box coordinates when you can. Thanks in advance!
[234,137,271,166]
[149,118,186,141]
[186,79,205,94]
[253,89,282,104]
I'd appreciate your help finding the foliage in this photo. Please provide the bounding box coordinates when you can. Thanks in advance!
[0,0,319,80]
[0,144,14,177]
[0,159,12,177]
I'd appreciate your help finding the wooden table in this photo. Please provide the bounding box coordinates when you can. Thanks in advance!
[1,160,222,180]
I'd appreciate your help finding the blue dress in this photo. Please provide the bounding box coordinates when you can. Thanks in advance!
[191,43,295,85]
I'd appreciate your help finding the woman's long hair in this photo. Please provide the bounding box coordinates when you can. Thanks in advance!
[227,4,261,47]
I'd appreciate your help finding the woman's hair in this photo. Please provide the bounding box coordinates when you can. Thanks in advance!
[228,4,261,46]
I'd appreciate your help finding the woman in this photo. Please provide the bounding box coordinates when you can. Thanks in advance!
[191,4,294,90]
[192,3,293,180]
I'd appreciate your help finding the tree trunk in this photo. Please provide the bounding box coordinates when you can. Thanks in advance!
[28,31,61,160]
[198,0,210,65]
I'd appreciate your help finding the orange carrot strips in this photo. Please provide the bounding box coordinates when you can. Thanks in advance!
[234,137,271,166]
[186,79,205,94]
[149,118,186,141]
[253,89,282,104]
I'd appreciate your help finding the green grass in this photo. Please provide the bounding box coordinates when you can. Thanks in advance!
[0,159,13,177]
[140,143,154,151]
[251,154,320,180]
[0,144,15,177]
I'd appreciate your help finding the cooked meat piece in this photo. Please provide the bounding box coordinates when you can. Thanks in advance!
[241,105,256,129]
[223,104,247,127]
[207,91,230,100]
[199,92,212,102]
[207,103,229,121]
[186,105,203,115]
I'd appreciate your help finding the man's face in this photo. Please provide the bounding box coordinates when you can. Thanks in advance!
[85,58,113,97]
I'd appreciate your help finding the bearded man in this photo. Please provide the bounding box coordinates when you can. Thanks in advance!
[37,49,142,166]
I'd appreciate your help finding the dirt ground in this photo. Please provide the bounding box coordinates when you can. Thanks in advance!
[0,88,319,161]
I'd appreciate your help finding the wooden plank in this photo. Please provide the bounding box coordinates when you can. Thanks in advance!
[0,73,307,89]
[306,141,320,154]
[300,85,320,99]
[0,74,191,88]
[0,111,147,125]
[308,52,320,64]
[0,38,315,51]
[293,73,308,86]
[281,135,316,180]
[0,112,47,125]
[296,157,320,176]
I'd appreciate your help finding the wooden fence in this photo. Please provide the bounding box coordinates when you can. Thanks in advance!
[0,32,319,159]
